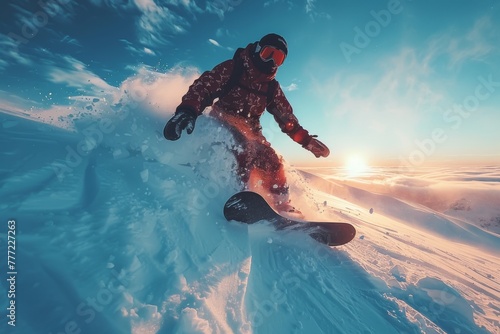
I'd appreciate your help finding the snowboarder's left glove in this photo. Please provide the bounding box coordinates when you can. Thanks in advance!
[303,136,330,158]
[164,108,197,141]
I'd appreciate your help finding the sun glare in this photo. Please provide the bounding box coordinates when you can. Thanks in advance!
[345,154,369,177]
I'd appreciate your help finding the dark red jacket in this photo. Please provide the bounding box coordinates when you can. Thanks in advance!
[177,43,311,145]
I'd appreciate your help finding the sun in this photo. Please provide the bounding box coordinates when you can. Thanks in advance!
[345,154,369,176]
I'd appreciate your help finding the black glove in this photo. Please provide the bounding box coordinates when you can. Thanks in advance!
[163,108,197,141]
[303,135,330,158]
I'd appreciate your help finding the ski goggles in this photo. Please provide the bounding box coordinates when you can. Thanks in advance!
[258,45,286,66]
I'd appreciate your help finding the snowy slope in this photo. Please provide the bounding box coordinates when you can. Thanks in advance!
[299,169,500,334]
[1,105,499,334]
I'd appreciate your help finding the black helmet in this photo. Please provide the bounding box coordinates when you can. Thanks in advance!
[258,33,288,58]
[253,33,288,74]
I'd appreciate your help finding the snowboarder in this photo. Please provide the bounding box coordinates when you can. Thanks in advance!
[164,33,330,213]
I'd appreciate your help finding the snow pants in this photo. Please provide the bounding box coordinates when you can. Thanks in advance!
[210,110,289,200]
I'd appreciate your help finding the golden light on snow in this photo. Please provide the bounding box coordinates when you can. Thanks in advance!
[345,154,369,177]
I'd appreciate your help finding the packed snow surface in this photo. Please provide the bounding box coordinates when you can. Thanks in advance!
[1,103,499,334]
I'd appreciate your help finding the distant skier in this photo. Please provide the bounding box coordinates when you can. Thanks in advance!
[164,33,330,213]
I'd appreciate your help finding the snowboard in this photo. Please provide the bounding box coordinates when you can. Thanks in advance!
[223,191,356,246]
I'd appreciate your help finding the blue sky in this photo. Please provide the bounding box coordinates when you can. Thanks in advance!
[1,0,499,167]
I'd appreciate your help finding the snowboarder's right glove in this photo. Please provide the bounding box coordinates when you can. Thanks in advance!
[303,136,330,158]
[164,108,197,141]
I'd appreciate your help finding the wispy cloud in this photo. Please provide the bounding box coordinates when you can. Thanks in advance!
[88,0,204,47]
[144,47,155,55]
[205,0,243,20]
[133,0,190,46]
[0,33,33,71]
[424,16,498,71]
[447,16,497,68]
[121,39,157,57]
[305,0,315,13]
[208,38,234,51]
[312,15,499,155]
[46,56,119,98]
[283,83,299,92]
[305,0,331,20]
[208,39,223,48]
[216,28,235,39]
[263,0,294,10]
[312,46,446,151]
[60,35,82,47]
[5,0,244,51]
[10,1,77,27]
[263,0,330,20]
